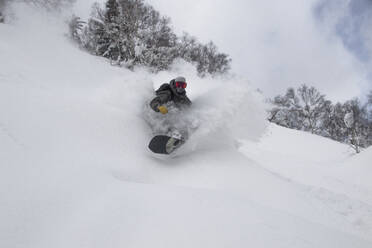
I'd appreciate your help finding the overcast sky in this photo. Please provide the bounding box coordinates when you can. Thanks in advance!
[74,0,372,101]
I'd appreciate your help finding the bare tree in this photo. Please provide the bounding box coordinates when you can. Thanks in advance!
[297,85,330,134]
[269,85,331,134]
[343,99,369,153]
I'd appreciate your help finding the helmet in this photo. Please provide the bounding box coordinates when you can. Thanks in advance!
[172,76,187,94]
[174,76,186,83]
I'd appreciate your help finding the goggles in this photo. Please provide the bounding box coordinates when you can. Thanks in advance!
[175,81,187,88]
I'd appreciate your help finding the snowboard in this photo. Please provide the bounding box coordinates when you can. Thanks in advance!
[148,135,184,155]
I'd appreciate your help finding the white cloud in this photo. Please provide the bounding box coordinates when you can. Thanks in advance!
[145,0,369,101]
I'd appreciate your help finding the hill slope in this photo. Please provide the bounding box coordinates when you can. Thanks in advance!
[1,5,371,248]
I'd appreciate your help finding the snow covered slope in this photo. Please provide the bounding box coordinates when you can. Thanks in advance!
[1,5,371,248]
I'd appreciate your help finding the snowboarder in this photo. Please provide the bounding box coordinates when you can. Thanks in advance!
[147,76,192,154]
[150,76,192,114]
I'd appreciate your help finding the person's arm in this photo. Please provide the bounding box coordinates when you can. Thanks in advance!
[150,90,171,112]
[184,95,192,106]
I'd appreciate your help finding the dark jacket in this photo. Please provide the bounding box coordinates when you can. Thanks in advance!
[150,79,192,112]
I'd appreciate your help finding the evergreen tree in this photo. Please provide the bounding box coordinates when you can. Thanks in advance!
[105,0,119,23]
[100,0,123,63]
[82,1,125,64]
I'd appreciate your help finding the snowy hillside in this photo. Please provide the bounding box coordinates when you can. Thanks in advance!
[1,5,372,248]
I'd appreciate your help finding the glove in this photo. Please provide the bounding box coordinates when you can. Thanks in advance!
[157,105,168,114]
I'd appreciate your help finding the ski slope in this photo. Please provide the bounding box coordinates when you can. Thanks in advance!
[1,5,372,248]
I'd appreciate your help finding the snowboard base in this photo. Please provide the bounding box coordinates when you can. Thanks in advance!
[148,135,183,154]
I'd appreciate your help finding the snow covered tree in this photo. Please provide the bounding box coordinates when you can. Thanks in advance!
[98,0,125,64]
[269,86,372,150]
[269,87,303,130]
[270,85,333,134]
[135,14,178,71]
[82,0,145,65]
[321,102,349,142]
[81,1,130,64]
[196,41,231,76]
[105,0,119,23]
[344,110,361,153]
[343,99,369,153]
[77,0,231,75]
[115,0,147,65]
[318,101,335,138]
[368,90,372,120]
[368,91,372,146]
[81,0,171,67]
[178,33,200,60]
[80,3,106,55]
[296,85,331,134]
[177,33,231,77]
[68,15,85,44]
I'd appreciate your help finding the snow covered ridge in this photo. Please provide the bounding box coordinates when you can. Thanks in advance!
[1,4,372,248]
